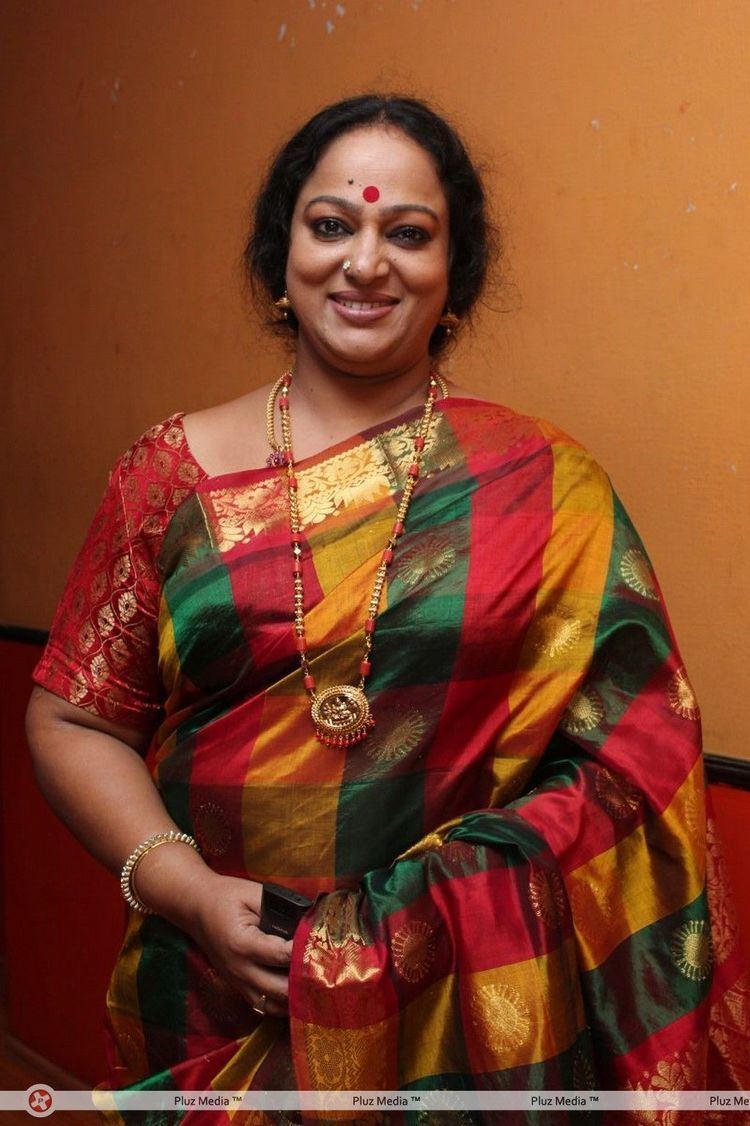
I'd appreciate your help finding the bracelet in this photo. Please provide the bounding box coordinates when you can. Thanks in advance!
[120,831,200,915]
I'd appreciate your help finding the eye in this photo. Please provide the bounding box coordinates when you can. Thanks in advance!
[389,226,430,245]
[311,217,350,238]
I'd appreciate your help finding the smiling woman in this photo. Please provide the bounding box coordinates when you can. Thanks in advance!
[26,93,749,1122]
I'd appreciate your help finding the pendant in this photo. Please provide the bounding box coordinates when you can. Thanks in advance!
[310,685,375,747]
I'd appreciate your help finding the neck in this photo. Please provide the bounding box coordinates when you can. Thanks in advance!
[291,343,435,433]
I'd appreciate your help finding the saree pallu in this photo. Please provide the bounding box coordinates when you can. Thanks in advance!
[33,398,748,1124]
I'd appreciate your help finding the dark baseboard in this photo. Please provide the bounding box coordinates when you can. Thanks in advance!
[0,624,49,646]
[705,752,750,791]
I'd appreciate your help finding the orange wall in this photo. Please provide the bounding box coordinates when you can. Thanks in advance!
[2,1,748,760]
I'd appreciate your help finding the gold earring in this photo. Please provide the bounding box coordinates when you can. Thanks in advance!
[439,310,460,335]
[274,291,292,320]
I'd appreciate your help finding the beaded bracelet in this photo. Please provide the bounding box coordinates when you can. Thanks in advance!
[120,830,200,915]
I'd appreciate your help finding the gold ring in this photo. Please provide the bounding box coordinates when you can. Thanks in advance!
[252,993,267,1017]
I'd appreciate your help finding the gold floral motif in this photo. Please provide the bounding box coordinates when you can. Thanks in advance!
[671,919,712,982]
[395,536,457,589]
[594,767,642,819]
[67,671,89,705]
[132,446,149,468]
[303,935,369,987]
[78,621,96,653]
[117,590,137,623]
[304,1025,382,1090]
[147,483,167,508]
[366,708,426,763]
[163,424,184,448]
[528,869,566,928]
[533,607,583,659]
[709,970,750,1089]
[90,653,109,687]
[303,892,368,988]
[470,982,531,1051]
[113,554,132,585]
[705,817,738,965]
[142,513,164,536]
[561,685,605,735]
[620,547,659,600]
[194,802,232,857]
[97,604,116,637]
[154,449,174,477]
[209,480,286,551]
[391,920,437,983]
[626,1040,704,1126]
[668,668,700,721]
[297,444,391,527]
[178,460,201,484]
[308,890,363,949]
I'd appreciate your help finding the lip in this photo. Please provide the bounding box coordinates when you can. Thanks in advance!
[329,291,399,324]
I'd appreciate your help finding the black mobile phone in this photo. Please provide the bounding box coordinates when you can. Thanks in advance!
[258,882,313,940]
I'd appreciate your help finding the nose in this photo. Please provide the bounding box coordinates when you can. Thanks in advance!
[345,230,389,283]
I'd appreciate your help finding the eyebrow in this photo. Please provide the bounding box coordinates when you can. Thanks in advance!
[304,194,440,222]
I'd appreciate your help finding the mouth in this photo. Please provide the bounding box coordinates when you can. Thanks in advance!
[329,292,399,323]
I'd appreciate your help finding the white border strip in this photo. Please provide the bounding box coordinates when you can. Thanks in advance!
[13,1086,750,1116]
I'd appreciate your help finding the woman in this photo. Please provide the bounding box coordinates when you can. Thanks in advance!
[27,94,748,1122]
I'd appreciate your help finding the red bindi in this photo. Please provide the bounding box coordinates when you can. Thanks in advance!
[362,185,380,203]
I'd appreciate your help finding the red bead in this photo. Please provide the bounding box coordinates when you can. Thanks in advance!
[293,560,302,574]
[303,674,316,690]
[413,436,426,450]
[289,476,298,490]
[290,533,300,545]
[382,548,394,565]
[296,636,307,652]
[283,373,292,386]
[360,659,372,676]
[365,617,376,633]
[392,520,404,536]
[278,395,289,409]
[408,463,420,477]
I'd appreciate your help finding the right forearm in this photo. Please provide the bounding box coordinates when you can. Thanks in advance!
[26,702,218,931]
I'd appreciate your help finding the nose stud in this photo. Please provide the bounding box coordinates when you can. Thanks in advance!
[343,259,357,278]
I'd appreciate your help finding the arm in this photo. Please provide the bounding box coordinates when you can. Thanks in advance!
[26,685,293,1016]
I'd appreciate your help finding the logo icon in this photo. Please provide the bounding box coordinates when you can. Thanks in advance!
[26,1086,54,1117]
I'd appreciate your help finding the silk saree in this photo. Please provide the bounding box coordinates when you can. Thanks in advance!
[33,397,749,1123]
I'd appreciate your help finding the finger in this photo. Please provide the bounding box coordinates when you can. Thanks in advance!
[251,992,288,1019]
[236,963,290,1008]
[246,927,294,968]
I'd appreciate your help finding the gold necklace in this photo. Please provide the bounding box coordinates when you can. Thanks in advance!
[268,370,447,747]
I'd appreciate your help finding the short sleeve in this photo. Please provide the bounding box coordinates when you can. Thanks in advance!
[32,415,206,732]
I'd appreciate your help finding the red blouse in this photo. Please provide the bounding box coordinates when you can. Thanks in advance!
[32,415,206,731]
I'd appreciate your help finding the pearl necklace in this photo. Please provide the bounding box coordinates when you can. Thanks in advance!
[267,370,446,747]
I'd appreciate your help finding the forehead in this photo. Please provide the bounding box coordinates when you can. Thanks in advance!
[298,125,447,211]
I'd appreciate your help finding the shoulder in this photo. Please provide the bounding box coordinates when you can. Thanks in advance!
[442,396,612,508]
[113,413,207,543]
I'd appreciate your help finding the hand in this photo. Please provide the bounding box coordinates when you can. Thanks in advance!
[185,871,294,1019]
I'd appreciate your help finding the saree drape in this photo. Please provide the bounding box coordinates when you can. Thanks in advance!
[33,397,749,1124]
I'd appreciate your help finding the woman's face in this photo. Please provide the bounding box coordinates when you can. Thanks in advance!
[286,125,450,377]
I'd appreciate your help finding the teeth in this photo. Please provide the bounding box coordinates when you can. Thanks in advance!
[337,298,393,310]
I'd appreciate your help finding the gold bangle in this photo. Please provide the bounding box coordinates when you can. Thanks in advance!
[120,831,200,915]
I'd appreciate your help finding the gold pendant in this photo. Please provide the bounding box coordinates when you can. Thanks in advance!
[311,685,375,747]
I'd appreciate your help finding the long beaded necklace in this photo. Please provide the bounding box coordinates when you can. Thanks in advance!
[266,369,447,747]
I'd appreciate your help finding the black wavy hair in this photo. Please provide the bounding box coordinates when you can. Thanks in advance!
[243,93,498,356]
